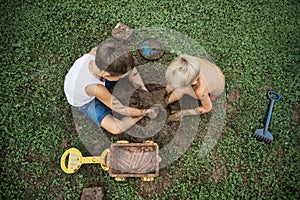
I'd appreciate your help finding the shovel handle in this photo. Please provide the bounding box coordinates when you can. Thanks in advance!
[267,91,281,102]
[264,91,281,131]
[61,148,83,174]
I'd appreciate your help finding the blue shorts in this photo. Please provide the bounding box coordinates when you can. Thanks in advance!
[75,80,117,127]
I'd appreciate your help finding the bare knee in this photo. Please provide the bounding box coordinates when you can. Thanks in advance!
[102,124,123,134]
[100,115,123,134]
[108,128,123,135]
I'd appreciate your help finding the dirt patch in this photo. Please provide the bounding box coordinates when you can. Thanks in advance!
[273,144,285,158]
[226,104,237,113]
[138,181,164,198]
[226,89,240,114]
[291,109,299,121]
[227,88,240,102]
[262,84,273,91]
[211,161,227,184]
[130,85,168,109]
[60,138,70,149]
[112,83,200,149]
[111,79,188,144]
[137,168,173,198]
[129,84,170,126]
[81,187,104,200]
[211,147,228,184]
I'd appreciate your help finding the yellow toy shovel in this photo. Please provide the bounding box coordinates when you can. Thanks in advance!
[60,148,110,174]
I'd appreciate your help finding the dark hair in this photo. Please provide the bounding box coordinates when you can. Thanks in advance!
[95,40,134,77]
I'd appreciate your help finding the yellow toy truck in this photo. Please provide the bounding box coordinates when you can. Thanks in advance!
[60,141,161,181]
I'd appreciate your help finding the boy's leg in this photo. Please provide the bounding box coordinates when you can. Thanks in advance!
[76,99,143,134]
[100,114,143,134]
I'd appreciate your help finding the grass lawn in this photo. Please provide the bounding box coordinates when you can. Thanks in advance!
[1,0,299,199]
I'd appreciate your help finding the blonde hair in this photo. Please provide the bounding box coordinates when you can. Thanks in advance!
[165,54,200,88]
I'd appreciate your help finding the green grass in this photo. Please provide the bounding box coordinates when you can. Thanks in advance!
[1,0,299,199]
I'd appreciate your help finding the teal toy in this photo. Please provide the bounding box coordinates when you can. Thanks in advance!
[139,38,164,60]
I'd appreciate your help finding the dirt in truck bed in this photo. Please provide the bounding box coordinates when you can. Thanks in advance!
[110,145,157,174]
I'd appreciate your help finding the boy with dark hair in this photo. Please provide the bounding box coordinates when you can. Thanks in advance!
[64,40,154,134]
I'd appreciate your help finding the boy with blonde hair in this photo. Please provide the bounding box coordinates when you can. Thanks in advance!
[64,40,156,134]
[165,54,225,120]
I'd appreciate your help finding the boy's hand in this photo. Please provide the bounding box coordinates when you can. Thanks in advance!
[164,93,171,105]
[169,108,203,121]
[166,85,173,94]
[141,86,150,93]
[145,105,161,119]
[88,47,97,55]
[168,110,183,121]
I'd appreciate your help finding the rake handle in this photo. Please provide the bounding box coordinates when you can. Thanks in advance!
[264,91,281,133]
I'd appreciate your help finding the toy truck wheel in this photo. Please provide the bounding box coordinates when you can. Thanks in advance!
[116,140,129,144]
[143,140,154,144]
[141,177,154,182]
[99,149,110,171]
[115,177,126,181]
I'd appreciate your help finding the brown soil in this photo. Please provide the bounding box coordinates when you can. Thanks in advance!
[111,80,199,147]
[81,187,104,200]
[227,88,240,102]
[130,85,168,109]
[129,84,174,126]
[211,148,228,184]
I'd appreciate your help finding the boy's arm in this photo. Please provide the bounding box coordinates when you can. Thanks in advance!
[166,86,197,104]
[128,68,149,92]
[86,84,156,117]
[86,84,146,116]
[169,92,212,121]
[88,47,97,55]
[182,80,213,115]
[184,94,212,115]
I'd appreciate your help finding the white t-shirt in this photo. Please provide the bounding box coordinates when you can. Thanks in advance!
[64,54,105,107]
